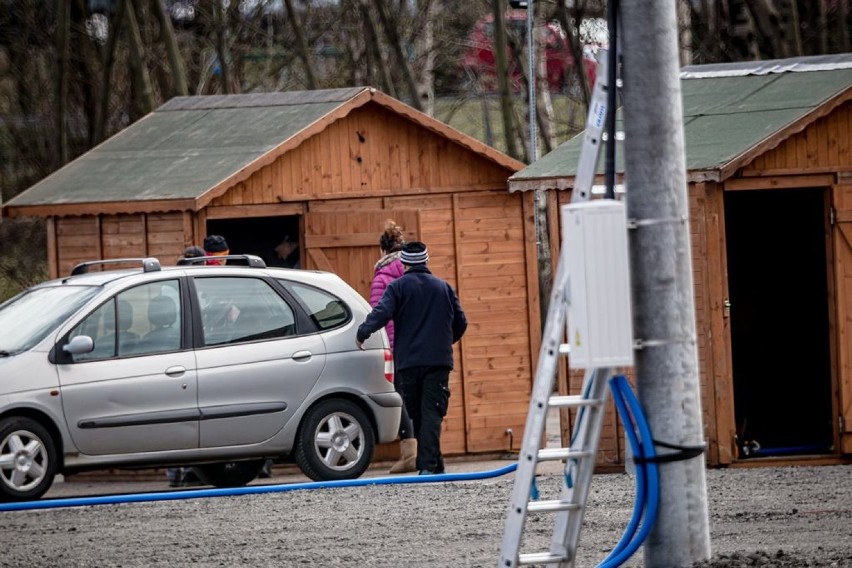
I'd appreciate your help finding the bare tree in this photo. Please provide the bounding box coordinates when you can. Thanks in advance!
[150,0,189,97]
[357,0,396,95]
[371,0,423,110]
[492,0,519,160]
[126,0,156,116]
[285,0,318,89]
[213,2,232,94]
[413,0,437,115]
[55,0,71,167]
[94,0,125,144]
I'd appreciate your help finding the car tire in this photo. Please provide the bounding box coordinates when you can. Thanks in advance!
[294,399,374,482]
[0,417,58,502]
[193,460,265,488]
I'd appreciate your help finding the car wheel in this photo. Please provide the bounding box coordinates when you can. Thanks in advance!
[0,417,58,502]
[193,460,265,488]
[294,399,374,482]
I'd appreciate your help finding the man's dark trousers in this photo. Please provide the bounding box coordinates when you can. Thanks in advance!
[397,366,451,473]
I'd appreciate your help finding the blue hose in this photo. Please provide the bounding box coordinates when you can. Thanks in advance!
[0,463,518,512]
[595,375,660,568]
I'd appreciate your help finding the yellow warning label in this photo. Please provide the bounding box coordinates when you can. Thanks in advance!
[575,331,581,346]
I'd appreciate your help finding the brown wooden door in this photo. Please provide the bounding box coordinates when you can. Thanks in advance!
[832,184,852,453]
[303,209,421,300]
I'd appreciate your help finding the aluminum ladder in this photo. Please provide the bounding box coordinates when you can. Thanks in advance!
[497,49,618,568]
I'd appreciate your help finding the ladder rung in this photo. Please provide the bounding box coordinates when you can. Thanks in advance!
[526,499,582,513]
[537,447,592,461]
[558,343,571,354]
[518,551,570,565]
[548,395,603,408]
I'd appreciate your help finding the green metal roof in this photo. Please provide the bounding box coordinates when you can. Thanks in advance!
[4,87,368,210]
[510,55,852,191]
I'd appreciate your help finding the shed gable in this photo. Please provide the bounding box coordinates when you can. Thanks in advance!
[743,100,852,175]
[211,102,514,207]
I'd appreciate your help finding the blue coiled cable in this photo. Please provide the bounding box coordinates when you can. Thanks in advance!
[595,375,660,568]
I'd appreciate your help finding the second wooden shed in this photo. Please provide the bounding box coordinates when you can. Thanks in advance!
[509,54,852,468]
[3,87,538,461]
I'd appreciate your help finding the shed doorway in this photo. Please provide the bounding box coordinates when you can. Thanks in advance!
[207,215,301,268]
[724,188,834,457]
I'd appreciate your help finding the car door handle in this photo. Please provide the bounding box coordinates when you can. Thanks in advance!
[165,366,186,377]
[292,351,312,362]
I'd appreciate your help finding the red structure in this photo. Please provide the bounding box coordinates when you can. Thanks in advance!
[461,11,599,93]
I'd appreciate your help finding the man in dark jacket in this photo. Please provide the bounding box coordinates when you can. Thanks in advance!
[356,241,467,475]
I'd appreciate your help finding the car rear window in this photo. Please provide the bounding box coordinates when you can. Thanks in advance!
[283,281,351,331]
[195,277,298,346]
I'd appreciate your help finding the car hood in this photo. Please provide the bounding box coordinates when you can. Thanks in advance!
[0,350,59,396]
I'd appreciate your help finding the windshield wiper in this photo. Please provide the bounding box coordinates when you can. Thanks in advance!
[0,350,10,357]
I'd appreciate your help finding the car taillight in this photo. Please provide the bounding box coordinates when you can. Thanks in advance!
[384,349,394,383]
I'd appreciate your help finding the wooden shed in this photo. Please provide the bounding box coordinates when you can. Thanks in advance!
[509,54,852,468]
[2,87,539,462]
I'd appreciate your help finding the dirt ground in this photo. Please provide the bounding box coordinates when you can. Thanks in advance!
[0,460,849,567]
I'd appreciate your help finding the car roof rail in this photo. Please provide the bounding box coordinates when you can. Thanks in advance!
[176,254,267,268]
[70,257,162,276]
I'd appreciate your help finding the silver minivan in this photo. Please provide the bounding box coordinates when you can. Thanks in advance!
[0,256,401,501]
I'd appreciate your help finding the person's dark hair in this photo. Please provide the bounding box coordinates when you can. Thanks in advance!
[203,234,229,253]
[177,245,206,265]
[183,246,205,258]
[379,220,405,254]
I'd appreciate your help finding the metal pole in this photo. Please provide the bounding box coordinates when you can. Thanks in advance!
[619,0,712,565]
[527,0,537,162]
[603,0,617,200]
[525,1,544,284]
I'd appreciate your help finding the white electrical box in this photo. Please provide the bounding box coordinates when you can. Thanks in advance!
[563,200,634,368]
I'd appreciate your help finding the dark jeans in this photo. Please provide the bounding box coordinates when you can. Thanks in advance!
[397,366,451,473]
[394,374,415,440]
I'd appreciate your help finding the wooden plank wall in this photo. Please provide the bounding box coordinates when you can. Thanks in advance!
[210,104,514,207]
[55,217,102,277]
[743,100,851,175]
[689,182,735,465]
[454,192,533,452]
[384,191,535,455]
[53,213,188,277]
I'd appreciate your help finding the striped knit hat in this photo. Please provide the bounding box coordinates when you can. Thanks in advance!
[400,241,429,265]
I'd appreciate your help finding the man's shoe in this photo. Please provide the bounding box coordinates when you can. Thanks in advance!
[418,470,434,476]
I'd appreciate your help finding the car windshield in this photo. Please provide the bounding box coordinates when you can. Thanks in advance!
[0,285,100,354]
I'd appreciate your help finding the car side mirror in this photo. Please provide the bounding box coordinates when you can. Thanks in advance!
[63,335,95,355]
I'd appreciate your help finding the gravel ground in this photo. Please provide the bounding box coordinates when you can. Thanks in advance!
[0,462,849,567]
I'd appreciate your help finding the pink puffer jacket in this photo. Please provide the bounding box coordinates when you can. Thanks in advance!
[369,252,405,350]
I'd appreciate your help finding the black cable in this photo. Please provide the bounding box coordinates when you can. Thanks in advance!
[604,0,618,200]
[633,439,707,464]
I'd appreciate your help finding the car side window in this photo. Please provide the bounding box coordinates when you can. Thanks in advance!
[68,280,181,361]
[194,277,297,347]
[284,281,351,331]
[69,300,118,361]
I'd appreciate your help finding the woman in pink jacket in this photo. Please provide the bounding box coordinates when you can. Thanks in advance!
[370,220,416,473]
